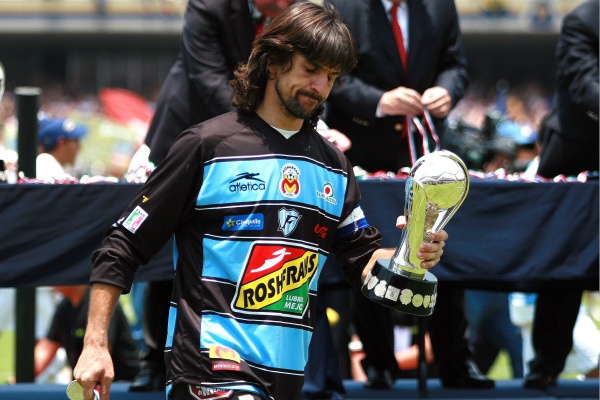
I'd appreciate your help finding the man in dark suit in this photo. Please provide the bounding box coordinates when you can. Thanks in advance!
[324,0,493,390]
[129,0,295,391]
[527,0,599,390]
[325,0,468,173]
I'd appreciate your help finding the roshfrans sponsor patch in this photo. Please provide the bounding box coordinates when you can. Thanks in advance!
[188,385,234,400]
[122,206,148,233]
[233,243,318,316]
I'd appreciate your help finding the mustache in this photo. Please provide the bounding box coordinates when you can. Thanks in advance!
[297,90,323,103]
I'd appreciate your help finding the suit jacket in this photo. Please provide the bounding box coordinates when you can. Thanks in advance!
[537,0,599,177]
[555,0,599,142]
[145,0,256,165]
[325,0,469,173]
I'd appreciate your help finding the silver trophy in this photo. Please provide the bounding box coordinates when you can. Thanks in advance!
[361,150,469,316]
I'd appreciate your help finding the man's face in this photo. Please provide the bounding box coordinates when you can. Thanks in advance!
[57,137,81,166]
[273,53,340,120]
[253,0,294,18]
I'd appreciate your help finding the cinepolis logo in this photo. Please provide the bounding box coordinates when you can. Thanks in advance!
[229,172,266,192]
[279,163,300,198]
[233,244,318,317]
[222,213,264,231]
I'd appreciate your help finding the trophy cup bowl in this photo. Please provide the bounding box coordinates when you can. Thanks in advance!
[361,150,469,316]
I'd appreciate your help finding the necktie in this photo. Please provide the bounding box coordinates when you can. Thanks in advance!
[390,3,408,74]
[254,16,266,37]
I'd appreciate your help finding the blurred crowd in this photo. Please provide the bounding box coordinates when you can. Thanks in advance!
[0,79,556,183]
[0,83,150,181]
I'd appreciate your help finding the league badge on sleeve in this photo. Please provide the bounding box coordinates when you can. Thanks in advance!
[123,205,149,233]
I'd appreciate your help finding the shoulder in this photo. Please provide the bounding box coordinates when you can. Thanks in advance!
[175,111,256,154]
[189,111,249,139]
[328,0,369,18]
[565,0,599,32]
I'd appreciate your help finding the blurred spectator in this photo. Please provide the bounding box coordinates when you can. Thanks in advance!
[36,118,87,182]
[34,285,140,381]
[483,94,540,173]
[465,290,523,378]
[509,291,600,380]
[0,287,67,383]
[445,84,550,175]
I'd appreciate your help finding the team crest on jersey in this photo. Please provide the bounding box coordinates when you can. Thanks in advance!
[232,244,318,317]
[279,163,301,198]
[188,385,234,400]
[278,208,301,237]
[122,206,148,233]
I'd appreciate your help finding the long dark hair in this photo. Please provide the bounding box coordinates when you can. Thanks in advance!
[231,2,357,113]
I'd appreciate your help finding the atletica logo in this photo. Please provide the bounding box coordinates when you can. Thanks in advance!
[222,213,264,231]
[229,172,266,192]
[233,244,318,316]
[279,163,301,198]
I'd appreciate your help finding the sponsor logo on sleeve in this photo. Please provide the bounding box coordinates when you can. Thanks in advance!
[279,163,300,198]
[232,244,318,317]
[122,206,148,233]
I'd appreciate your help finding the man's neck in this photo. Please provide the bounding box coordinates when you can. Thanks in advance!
[255,98,304,131]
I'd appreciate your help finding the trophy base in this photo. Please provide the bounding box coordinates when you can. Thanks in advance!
[361,259,437,316]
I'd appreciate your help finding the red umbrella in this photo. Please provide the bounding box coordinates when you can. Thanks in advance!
[98,88,154,126]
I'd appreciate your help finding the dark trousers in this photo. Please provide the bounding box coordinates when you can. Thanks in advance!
[426,282,473,372]
[528,288,583,377]
[351,289,400,376]
[302,288,346,400]
[140,279,173,378]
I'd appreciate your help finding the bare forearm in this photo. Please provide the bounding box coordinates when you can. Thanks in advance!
[361,248,395,282]
[83,283,122,348]
[34,339,60,377]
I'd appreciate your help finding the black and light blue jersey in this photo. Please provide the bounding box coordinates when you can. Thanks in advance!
[90,111,382,399]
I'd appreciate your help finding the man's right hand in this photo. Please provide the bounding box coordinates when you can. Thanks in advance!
[72,282,122,400]
[73,344,114,400]
[379,86,423,117]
